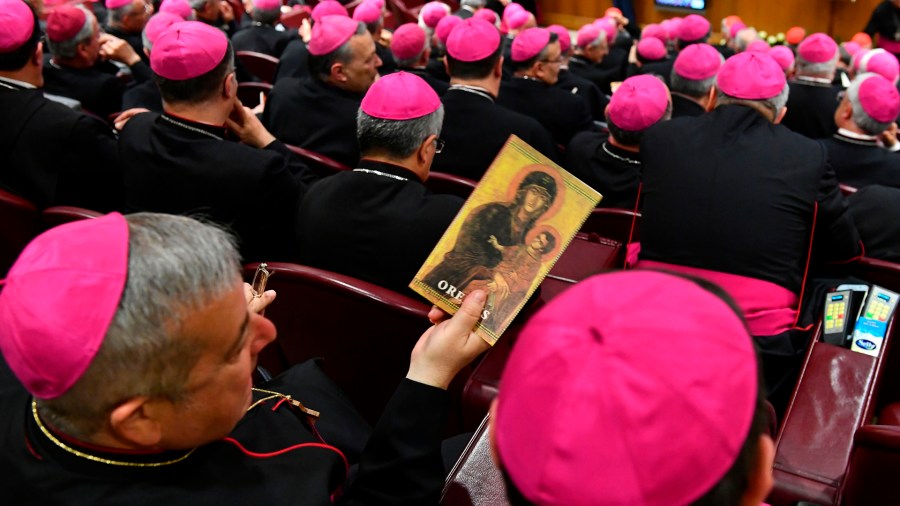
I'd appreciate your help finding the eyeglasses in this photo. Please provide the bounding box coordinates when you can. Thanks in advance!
[539,55,565,64]
[434,138,445,153]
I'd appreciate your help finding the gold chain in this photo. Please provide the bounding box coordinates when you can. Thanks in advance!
[250,388,320,418]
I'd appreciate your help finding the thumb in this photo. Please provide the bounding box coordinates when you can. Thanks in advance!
[445,290,486,335]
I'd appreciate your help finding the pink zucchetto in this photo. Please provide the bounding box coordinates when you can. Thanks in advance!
[0,213,129,400]
[747,39,770,53]
[0,0,35,53]
[591,17,616,45]
[446,17,500,62]
[769,45,795,72]
[637,37,666,61]
[717,51,786,100]
[46,5,88,43]
[473,8,498,26]
[254,0,281,11]
[797,32,838,63]
[311,0,348,22]
[678,14,710,42]
[106,0,132,10]
[308,15,360,56]
[608,74,669,131]
[435,14,461,46]
[502,2,524,24]
[576,23,602,49]
[842,41,862,57]
[361,71,440,120]
[421,1,448,28]
[641,23,666,42]
[159,0,192,19]
[144,13,184,47]
[494,271,758,506]
[728,21,746,38]
[786,26,806,45]
[856,73,900,122]
[674,43,722,80]
[352,0,381,23]
[511,27,550,62]
[390,23,426,60]
[506,9,531,31]
[150,21,228,80]
[547,24,571,54]
[859,49,900,83]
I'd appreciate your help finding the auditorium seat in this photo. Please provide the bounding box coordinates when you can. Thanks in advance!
[242,262,433,425]
[0,189,40,277]
[425,171,477,199]
[237,82,273,108]
[840,424,900,505]
[580,207,642,244]
[285,143,353,176]
[236,51,279,84]
[41,206,102,230]
[279,8,310,30]
[441,415,510,506]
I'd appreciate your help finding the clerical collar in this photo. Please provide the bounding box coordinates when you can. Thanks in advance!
[0,76,36,90]
[794,75,834,87]
[448,84,495,102]
[160,113,227,141]
[835,128,879,146]
[602,142,641,165]
[515,75,543,83]
[355,159,420,182]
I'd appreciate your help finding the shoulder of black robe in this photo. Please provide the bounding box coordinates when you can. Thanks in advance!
[781,81,841,139]
[671,93,706,118]
[274,38,310,83]
[820,134,900,190]
[555,69,609,122]
[406,68,450,95]
[565,130,641,209]
[849,184,900,262]
[497,77,595,146]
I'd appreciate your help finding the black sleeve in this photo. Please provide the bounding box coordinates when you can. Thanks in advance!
[62,115,123,212]
[864,2,886,37]
[263,139,321,185]
[339,379,451,506]
[814,160,862,261]
[128,60,153,84]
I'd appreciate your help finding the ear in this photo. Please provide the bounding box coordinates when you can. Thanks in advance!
[705,86,717,111]
[32,41,43,66]
[222,71,236,100]
[418,133,437,166]
[774,106,787,124]
[330,61,347,83]
[493,55,504,77]
[740,434,775,506]
[108,397,165,448]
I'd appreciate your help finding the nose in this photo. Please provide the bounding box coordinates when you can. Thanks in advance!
[374,53,383,68]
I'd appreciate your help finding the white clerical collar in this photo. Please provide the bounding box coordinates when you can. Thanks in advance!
[0,76,36,89]
[837,128,878,141]
[795,75,834,85]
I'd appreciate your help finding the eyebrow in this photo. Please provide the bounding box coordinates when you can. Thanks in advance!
[223,312,251,361]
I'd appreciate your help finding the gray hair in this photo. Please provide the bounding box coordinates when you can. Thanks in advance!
[356,105,445,158]
[394,35,430,68]
[460,0,485,7]
[733,27,757,53]
[47,5,94,59]
[715,82,790,122]
[251,6,281,24]
[582,29,607,50]
[188,0,208,10]
[847,72,894,135]
[36,213,242,439]
[310,22,367,81]
[107,1,140,26]
[671,71,717,98]
[796,53,838,78]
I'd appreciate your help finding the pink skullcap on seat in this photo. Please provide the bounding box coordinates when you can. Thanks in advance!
[747,39,770,53]
[254,0,281,11]
[641,23,666,42]
[0,213,129,400]
[506,9,531,31]
[106,0,132,10]
[473,8,497,26]
[511,27,550,62]
[307,15,359,56]
[678,14,710,42]
[674,43,722,80]
[494,270,758,506]
[150,21,228,80]
[435,14,461,45]
[728,21,746,38]
[46,5,88,43]
[856,73,900,122]
[786,26,806,45]
[352,0,381,23]
[144,13,184,46]
[446,18,500,62]
[798,32,838,63]
[0,0,36,53]
[591,17,616,45]
[311,0,348,22]
[390,23,426,60]
[547,24,571,54]
[608,74,669,131]
[637,37,666,61]
[159,0,192,19]
[576,23,602,49]
[842,41,862,57]
[421,1,448,28]
[360,71,440,119]
[860,49,900,83]
[717,51,785,99]
[769,45,795,71]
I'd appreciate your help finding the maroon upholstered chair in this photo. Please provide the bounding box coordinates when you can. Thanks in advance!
[279,8,310,29]
[237,82,273,109]
[425,172,477,199]
[242,262,432,425]
[0,188,40,277]
[441,415,510,506]
[840,422,900,505]
[580,207,642,244]
[236,51,279,84]
[41,206,102,230]
[284,143,353,177]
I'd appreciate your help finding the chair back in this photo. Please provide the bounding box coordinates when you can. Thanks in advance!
[279,8,310,29]
[42,206,102,230]
[237,82,273,108]
[441,415,510,506]
[236,51,280,84]
[581,207,642,244]
[425,172,477,199]
[285,143,353,176]
[840,425,900,505]
[0,189,40,277]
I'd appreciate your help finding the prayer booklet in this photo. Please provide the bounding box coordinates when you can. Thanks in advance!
[410,135,602,345]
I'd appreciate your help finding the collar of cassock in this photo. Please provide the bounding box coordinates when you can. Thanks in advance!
[835,127,880,147]
[160,112,228,140]
[356,158,423,182]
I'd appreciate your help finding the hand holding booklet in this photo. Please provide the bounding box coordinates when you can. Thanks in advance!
[410,135,602,345]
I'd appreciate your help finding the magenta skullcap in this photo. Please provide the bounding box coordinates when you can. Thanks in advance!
[311,0,348,22]
[860,49,900,83]
[852,48,871,71]
[159,0,192,19]
[150,21,228,80]
[390,23,426,60]
[797,32,838,63]
[747,39,770,53]
[446,18,500,62]
[637,37,666,61]
[641,23,666,42]
[144,13,184,46]
[506,9,531,31]
[308,15,359,56]
[592,16,616,45]
[254,0,281,11]
[0,0,36,53]
[728,21,746,38]
[842,41,862,57]
[674,43,721,80]
[0,213,129,400]
[371,0,384,8]
[717,51,785,100]
[769,45,795,71]
[361,71,440,120]
[421,1,448,28]
[46,5,88,43]
[547,24,570,54]
[434,14,461,46]
[473,7,498,26]
[576,23,602,49]
[856,73,900,122]
[494,270,758,506]
[106,0,132,9]
[608,74,669,131]
[678,13,710,42]
[511,27,550,62]
[352,0,381,23]
[502,2,524,24]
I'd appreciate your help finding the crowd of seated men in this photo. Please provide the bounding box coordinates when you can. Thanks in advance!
[3,0,900,503]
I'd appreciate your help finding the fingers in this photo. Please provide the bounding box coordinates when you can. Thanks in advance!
[427,305,449,325]
[444,290,486,336]
[113,108,149,130]
[248,289,276,314]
